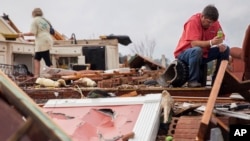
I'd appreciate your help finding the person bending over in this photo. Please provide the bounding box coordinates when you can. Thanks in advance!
[174,4,230,87]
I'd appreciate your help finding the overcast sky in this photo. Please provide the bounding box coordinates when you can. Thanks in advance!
[1,0,250,61]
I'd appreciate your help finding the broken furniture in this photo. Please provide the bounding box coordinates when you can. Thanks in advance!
[220,24,250,101]
[229,24,250,81]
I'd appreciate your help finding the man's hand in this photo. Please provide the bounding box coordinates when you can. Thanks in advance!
[211,36,223,46]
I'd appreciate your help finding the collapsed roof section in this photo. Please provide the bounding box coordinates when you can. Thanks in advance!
[129,53,165,70]
[0,13,22,41]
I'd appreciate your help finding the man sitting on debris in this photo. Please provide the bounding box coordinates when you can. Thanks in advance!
[173,4,230,87]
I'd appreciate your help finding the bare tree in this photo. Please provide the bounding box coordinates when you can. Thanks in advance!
[130,36,156,58]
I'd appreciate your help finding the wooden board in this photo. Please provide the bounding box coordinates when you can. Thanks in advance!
[197,60,228,140]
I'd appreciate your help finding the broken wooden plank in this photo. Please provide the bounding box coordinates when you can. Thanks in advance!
[197,60,228,141]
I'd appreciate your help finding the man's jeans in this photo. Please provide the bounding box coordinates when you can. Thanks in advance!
[177,46,230,83]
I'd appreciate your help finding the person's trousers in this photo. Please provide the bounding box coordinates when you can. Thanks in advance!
[177,46,230,84]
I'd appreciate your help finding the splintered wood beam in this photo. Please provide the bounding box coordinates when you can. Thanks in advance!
[197,60,228,141]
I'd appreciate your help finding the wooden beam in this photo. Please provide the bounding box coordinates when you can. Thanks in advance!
[197,60,228,140]
[0,71,71,141]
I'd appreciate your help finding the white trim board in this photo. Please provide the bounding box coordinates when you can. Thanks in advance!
[44,94,162,107]
[44,94,162,141]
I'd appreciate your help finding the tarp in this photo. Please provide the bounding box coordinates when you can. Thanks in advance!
[106,34,132,46]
